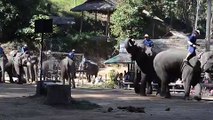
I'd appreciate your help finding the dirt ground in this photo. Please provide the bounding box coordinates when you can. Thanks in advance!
[0,83,213,120]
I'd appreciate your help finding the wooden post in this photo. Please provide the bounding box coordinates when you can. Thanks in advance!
[106,11,110,36]
[205,0,211,51]
[95,11,97,34]
[39,32,44,81]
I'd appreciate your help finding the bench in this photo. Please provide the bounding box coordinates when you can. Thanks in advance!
[123,81,134,90]
[169,82,185,93]
[151,82,184,93]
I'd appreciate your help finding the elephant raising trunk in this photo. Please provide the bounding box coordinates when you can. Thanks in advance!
[125,38,160,96]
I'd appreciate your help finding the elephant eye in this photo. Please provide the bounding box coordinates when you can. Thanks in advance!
[209,55,213,59]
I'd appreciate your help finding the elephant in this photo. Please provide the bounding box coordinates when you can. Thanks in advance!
[41,57,59,81]
[8,50,38,84]
[125,38,159,96]
[0,56,15,83]
[79,59,99,82]
[60,57,76,88]
[199,51,213,73]
[153,49,202,100]
[22,54,39,83]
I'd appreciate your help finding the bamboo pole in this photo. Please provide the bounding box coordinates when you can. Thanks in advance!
[205,0,211,51]
[194,0,201,30]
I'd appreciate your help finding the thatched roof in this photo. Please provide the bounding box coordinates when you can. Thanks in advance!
[71,0,116,14]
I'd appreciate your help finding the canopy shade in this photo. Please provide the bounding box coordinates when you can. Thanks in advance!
[71,0,116,14]
[104,53,132,64]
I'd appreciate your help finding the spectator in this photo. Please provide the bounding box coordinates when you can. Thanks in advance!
[123,71,130,82]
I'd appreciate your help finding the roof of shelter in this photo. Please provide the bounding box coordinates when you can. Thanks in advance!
[71,0,116,14]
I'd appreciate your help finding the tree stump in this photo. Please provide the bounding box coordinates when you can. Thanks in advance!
[46,84,71,105]
[36,80,61,96]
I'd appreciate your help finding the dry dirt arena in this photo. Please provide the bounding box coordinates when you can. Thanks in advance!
[0,83,213,120]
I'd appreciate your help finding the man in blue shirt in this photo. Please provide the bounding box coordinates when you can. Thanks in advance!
[21,44,29,54]
[143,34,154,47]
[68,49,75,60]
[184,30,200,63]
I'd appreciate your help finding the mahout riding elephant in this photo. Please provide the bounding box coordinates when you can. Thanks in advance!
[79,59,99,82]
[125,39,159,96]
[153,49,202,100]
[60,57,76,88]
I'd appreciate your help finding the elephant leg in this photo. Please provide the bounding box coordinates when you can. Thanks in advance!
[0,58,5,82]
[183,79,191,100]
[5,62,14,83]
[146,79,153,95]
[14,64,23,84]
[139,73,147,96]
[71,77,76,88]
[27,63,34,83]
[134,70,141,94]
[23,66,29,83]
[158,73,170,98]
[34,65,38,82]
[193,83,202,101]
[87,74,91,82]
[165,84,171,98]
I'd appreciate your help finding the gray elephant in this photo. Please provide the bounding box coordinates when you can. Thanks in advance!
[125,39,159,96]
[41,57,59,81]
[8,50,38,84]
[79,59,99,82]
[153,49,202,100]
[22,54,39,83]
[199,51,213,73]
[60,57,76,88]
[0,56,14,83]
[9,51,25,83]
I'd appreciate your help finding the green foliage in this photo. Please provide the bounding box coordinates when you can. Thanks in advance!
[111,0,146,41]
[104,69,117,89]
[50,0,86,14]
[0,0,41,41]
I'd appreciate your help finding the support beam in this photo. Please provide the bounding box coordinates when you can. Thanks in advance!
[106,11,110,36]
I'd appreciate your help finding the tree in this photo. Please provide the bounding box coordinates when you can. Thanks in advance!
[111,0,146,41]
[0,0,41,41]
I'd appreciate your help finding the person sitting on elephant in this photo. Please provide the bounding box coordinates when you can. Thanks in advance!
[21,44,29,55]
[183,29,200,63]
[68,49,75,60]
[143,34,154,47]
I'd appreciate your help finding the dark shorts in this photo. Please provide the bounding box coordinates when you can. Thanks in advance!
[188,46,196,55]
